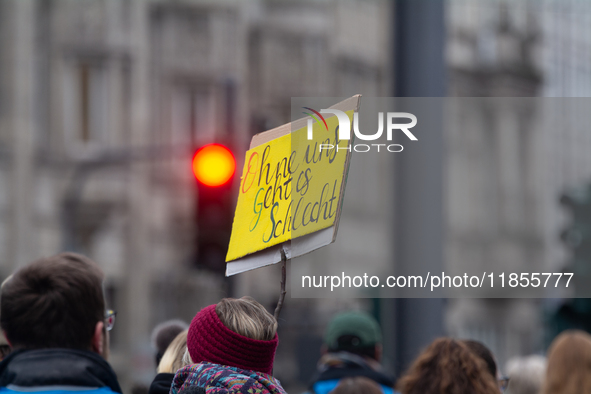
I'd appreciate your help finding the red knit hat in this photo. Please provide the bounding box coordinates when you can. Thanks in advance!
[187,304,278,375]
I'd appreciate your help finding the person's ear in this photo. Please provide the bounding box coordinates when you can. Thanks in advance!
[91,321,104,355]
[375,344,383,362]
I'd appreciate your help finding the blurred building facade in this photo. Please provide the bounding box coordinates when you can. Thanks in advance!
[446,0,591,368]
[0,0,391,390]
[2,0,591,390]
[446,0,545,367]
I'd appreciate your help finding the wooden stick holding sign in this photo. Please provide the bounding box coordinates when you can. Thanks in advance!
[274,247,288,320]
[225,95,361,317]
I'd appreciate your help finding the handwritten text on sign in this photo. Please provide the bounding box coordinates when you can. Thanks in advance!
[226,111,352,262]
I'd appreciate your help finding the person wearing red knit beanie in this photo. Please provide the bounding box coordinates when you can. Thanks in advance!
[170,297,286,394]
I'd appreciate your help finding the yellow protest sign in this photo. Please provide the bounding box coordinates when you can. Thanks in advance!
[226,98,357,263]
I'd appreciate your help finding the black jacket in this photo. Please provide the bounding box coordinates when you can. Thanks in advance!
[149,373,175,394]
[0,348,122,394]
[148,372,206,394]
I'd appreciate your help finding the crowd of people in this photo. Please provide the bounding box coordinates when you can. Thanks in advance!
[0,252,590,394]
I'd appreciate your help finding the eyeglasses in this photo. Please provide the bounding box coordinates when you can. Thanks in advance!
[105,310,117,332]
[498,376,510,392]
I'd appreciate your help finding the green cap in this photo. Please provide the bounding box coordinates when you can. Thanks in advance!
[324,311,382,351]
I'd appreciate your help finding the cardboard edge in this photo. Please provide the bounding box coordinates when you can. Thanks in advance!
[249,95,362,149]
[331,96,361,241]
[226,226,334,276]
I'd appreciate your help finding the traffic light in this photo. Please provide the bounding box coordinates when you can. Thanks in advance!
[547,298,591,338]
[192,144,236,187]
[192,143,237,272]
[549,183,591,337]
[559,184,591,287]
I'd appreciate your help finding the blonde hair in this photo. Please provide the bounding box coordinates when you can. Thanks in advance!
[543,330,591,394]
[215,297,277,341]
[182,348,193,366]
[157,330,190,374]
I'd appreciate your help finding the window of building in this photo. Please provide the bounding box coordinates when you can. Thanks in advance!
[170,86,215,147]
[63,59,107,154]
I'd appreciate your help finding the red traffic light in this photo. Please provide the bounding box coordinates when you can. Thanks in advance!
[192,144,236,187]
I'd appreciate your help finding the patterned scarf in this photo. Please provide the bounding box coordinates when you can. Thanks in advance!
[171,362,287,394]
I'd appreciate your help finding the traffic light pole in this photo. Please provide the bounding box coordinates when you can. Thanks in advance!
[390,0,446,377]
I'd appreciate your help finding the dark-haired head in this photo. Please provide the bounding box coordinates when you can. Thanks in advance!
[331,377,384,394]
[463,339,498,379]
[151,319,188,367]
[1,253,106,354]
[324,311,382,361]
